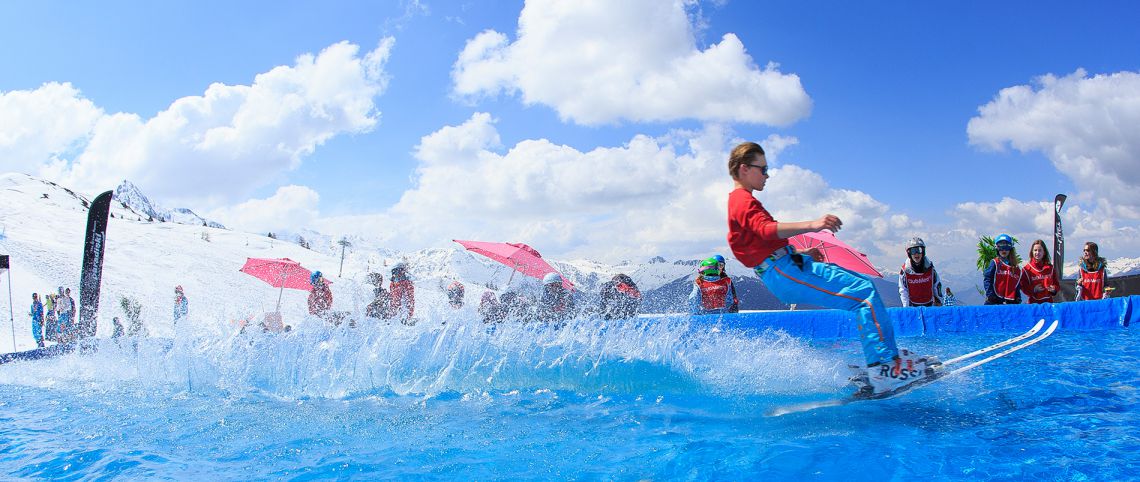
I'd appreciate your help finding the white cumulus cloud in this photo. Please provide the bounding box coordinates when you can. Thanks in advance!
[967,69,1140,219]
[952,197,1056,235]
[759,164,923,262]
[319,114,907,265]
[207,185,322,234]
[0,82,103,173]
[1,39,395,208]
[947,196,1140,269]
[451,0,811,126]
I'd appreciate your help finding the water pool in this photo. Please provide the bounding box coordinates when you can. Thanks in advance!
[0,318,1136,480]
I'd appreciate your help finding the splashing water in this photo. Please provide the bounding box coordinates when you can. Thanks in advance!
[2,314,1136,479]
[0,315,846,400]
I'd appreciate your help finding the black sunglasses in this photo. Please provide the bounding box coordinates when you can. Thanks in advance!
[746,164,769,176]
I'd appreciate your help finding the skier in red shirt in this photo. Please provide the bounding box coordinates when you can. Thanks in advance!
[724,141,938,396]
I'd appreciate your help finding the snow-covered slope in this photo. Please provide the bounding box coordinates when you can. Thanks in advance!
[0,173,395,351]
[0,173,697,352]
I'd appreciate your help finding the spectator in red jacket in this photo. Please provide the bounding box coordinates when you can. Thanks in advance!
[1075,241,1108,301]
[1020,239,1058,304]
[389,264,415,324]
[308,271,333,318]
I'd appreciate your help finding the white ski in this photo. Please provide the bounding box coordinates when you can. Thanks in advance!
[943,320,1058,375]
[766,319,1060,417]
[942,319,1044,366]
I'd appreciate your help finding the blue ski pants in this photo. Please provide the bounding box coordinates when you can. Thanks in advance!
[757,251,898,366]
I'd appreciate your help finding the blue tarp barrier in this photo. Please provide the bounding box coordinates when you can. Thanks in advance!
[689,295,1138,340]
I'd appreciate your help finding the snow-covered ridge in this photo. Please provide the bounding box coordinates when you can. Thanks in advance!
[113,180,225,228]
[1110,257,1140,277]
[1063,256,1140,278]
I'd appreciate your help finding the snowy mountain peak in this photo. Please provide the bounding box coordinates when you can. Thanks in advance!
[113,180,162,220]
[112,180,226,229]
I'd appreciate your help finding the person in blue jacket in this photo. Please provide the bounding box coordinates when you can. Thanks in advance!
[983,234,1022,305]
[30,293,44,348]
[689,258,735,315]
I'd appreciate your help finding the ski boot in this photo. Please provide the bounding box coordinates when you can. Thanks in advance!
[866,349,942,395]
[848,365,873,397]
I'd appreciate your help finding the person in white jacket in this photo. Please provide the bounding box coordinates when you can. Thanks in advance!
[898,238,943,307]
[55,286,75,340]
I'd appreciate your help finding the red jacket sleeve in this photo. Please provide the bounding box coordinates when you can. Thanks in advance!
[733,192,780,241]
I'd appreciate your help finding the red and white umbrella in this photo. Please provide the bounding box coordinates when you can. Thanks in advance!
[789,231,882,278]
[239,257,320,311]
[453,240,573,289]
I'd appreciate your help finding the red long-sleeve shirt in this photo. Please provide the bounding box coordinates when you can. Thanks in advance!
[727,188,788,268]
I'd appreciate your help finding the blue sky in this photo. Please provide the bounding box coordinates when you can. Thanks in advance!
[2,0,1139,271]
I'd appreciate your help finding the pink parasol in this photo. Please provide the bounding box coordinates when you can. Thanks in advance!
[239,257,316,311]
[453,240,573,289]
[789,231,883,278]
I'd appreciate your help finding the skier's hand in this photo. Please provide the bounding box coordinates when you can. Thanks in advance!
[803,247,825,262]
[813,214,843,233]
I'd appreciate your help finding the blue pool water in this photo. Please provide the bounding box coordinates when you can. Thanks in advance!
[0,317,1136,480]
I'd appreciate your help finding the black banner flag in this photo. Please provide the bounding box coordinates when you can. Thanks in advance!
[78,191,113,339]
[1053,194,1067,301]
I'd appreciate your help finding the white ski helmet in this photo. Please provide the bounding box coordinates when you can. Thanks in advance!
[906,237,926,253]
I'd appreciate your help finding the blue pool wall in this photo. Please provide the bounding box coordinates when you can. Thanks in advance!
[685,295,1137,340]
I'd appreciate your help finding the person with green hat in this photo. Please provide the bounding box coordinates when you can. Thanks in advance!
[688,257,735,315]
[713,254,740,312]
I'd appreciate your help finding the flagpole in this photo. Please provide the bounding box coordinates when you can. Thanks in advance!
[6,270,14,352]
